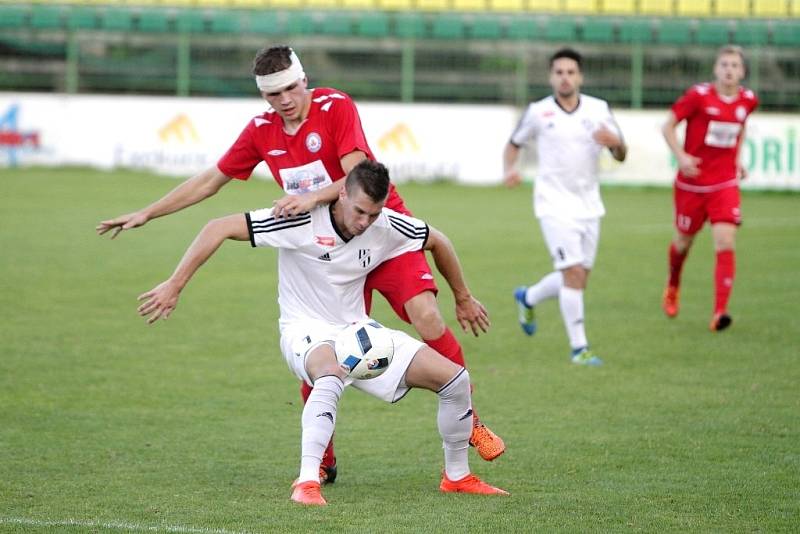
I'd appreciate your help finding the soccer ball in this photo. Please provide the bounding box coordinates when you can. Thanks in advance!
[335,320,394,380]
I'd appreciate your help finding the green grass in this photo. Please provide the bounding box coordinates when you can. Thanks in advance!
[1,167,798,533]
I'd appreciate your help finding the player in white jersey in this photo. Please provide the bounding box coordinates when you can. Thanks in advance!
[502,48,627,366]
[137,160,507,505]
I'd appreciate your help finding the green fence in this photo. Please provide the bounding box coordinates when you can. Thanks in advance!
[1,3,799,109]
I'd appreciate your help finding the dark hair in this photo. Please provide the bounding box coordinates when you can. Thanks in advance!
[252,46,294,76]
[549,48,582,70]
[345,160,390,203]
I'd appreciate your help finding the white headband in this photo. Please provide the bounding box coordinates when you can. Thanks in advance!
[255,50,305,92]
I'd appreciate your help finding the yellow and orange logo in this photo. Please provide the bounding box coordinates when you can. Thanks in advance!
[158,113,198,143]
[378,123,419,153]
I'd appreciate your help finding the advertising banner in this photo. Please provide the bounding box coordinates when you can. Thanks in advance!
[1,93,798,190]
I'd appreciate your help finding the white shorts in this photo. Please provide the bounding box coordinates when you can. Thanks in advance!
[539,216,600,270]
[279,319,426,403]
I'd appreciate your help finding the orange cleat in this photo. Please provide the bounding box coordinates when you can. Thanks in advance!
[290,480,326,506]
[662,286,680,318]
[440,473,509,495]
[469,420,506,461]
[709,312,732,332]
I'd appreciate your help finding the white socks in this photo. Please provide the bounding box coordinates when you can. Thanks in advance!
[298,375,344,483]
[525,271,563,307]
[525,271,589,351]
[437,369,472,481]
[559,286,588,350]
[297,370,474,484]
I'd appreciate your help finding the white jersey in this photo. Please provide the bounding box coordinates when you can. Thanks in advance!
[246,204,428,331]
[510,94,621,220]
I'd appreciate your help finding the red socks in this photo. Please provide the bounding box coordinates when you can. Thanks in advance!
[425,327,466,367]
[714,250,735,315]
[668,243,688,288]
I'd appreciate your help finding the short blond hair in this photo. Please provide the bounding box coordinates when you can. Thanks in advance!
[717,45,746,63]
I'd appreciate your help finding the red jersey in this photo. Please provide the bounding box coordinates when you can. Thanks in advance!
[671,83,758,192]
[217,87,409,214]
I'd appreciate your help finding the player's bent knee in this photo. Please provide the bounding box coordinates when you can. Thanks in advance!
[406,298,446,340]
[305,344,347,382]
[674,233,694,252]
[404,346,462,391]
[562,265,587,289]
[437,368,470,399]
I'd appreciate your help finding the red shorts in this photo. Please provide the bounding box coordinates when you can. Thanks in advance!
[674,185,741,236]
[364,250,438,323]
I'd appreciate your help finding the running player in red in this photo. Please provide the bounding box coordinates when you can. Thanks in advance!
[661,46,758,331]
[97,46,505,481]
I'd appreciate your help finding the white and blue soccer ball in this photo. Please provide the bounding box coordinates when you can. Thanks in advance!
[335,320,394,380]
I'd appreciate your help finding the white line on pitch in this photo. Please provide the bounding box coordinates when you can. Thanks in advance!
[0,517,254,534]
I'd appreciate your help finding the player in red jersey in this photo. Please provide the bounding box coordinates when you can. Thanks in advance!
[97,46,505,481]
[661,46,758,331]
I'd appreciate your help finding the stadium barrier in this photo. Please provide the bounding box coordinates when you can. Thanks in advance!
[2,3,800,43]
[1,92,798,190]
[1,0,799,18]
[1,3,799,110]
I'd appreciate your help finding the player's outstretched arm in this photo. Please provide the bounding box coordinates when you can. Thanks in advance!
[424,227,490,337]
[272,150,369,218]
[137,214,249,324]
[97,166,232,239]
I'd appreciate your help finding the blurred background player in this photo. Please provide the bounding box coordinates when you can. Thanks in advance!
[661,45,758,332]
[503,48,627,366]
[136,160,508,505]
[97,45,505,480]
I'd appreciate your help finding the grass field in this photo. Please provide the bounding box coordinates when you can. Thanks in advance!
[1,167,798,533]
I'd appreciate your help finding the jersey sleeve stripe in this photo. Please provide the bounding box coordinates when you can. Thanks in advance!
[250,213,311,230]
[388,222,427,240]
[245,212,256,247]
[388,215,427,239]
[252,218,312,235]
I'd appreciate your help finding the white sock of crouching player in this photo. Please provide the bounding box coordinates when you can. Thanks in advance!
[437,369,472,481]
[559,286,588,350]
[298,375,344,483]
[526,271,563,306]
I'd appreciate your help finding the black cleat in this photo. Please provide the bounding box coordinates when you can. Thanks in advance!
[710,313,733,332]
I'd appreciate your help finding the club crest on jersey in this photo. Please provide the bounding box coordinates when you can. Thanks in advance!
[735,106,747,121]
[358,249,371,268]
[306,132,322,153]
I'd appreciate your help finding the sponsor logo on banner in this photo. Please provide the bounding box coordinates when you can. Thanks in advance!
[158,114,198,143]
[114,112,208,173]
[0,104,42,166]
[378,123,419,152]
